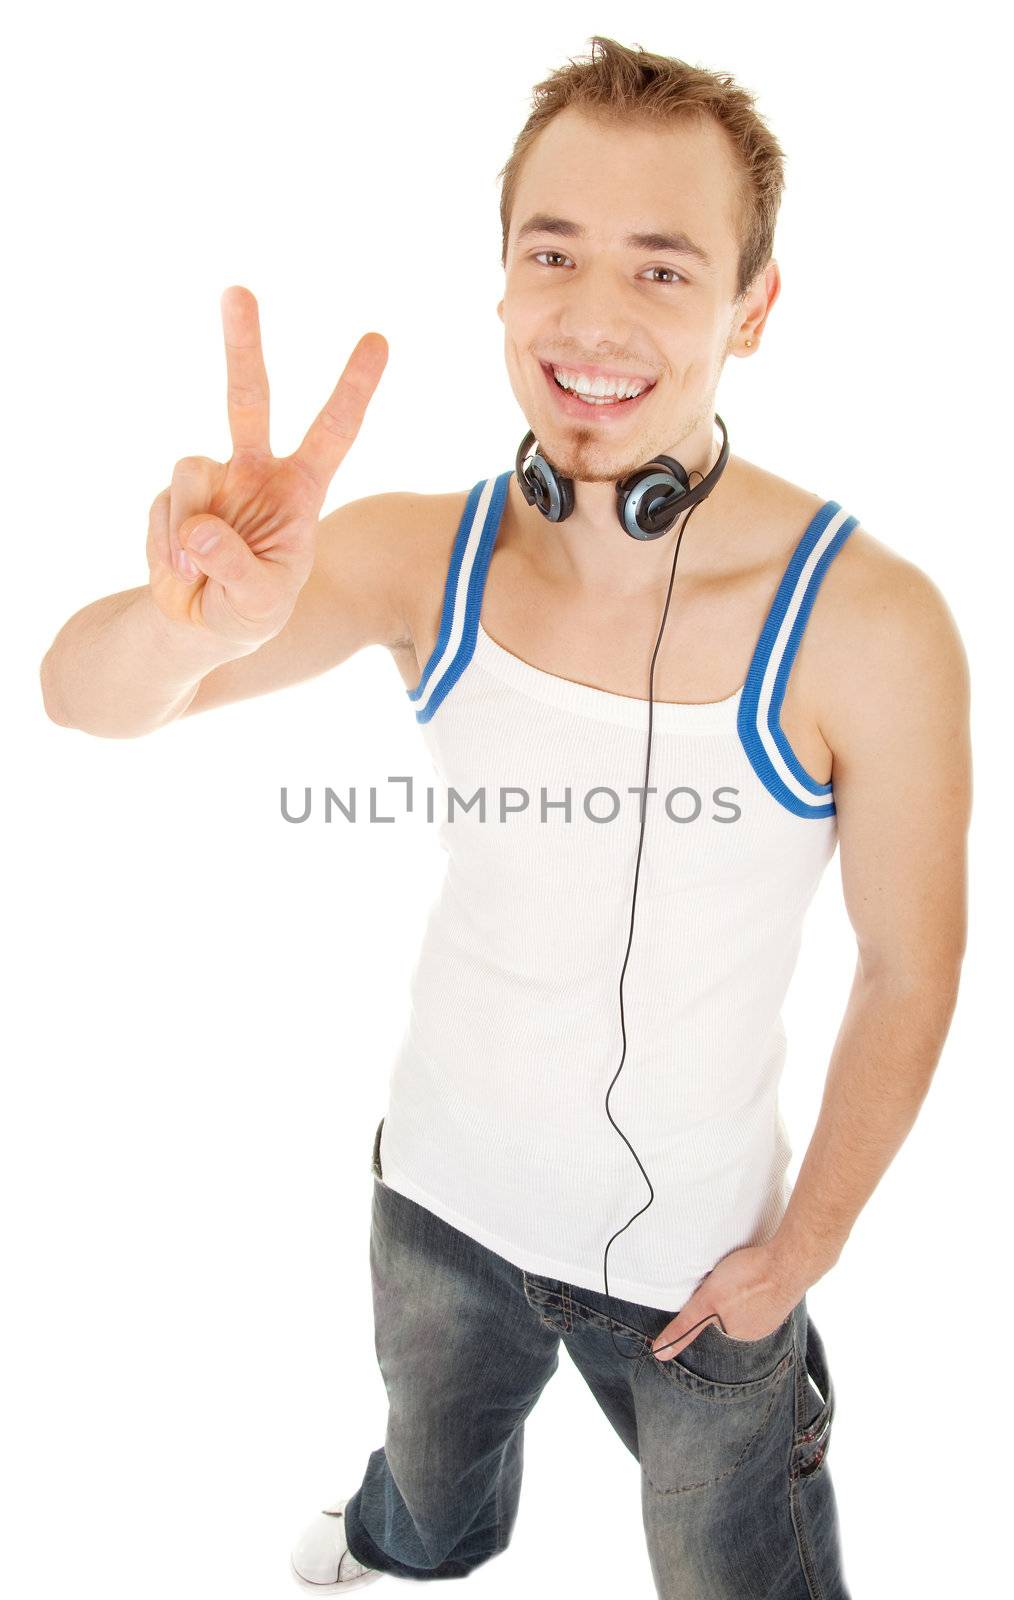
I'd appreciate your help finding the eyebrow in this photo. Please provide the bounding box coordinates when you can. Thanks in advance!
[515,212,714,270]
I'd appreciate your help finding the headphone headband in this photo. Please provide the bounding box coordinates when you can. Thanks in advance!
[515,414,730,540]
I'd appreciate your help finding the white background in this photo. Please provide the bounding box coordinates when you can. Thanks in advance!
[4,3,1008,1595]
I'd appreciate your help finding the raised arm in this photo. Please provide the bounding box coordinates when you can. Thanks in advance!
[40,285,390,736]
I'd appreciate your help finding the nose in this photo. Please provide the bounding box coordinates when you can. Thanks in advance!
[553,256,637,356]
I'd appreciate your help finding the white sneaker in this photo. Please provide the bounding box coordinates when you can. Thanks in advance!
[290,1497,384,1590]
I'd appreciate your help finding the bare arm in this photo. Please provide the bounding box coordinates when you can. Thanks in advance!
[40,490,414,736]
[619,543,972,1361]
[39,584,258,737]
[769,552,972,1287]
[39,284,392,738]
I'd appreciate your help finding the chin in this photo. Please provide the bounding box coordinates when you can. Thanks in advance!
[534,428,652,485]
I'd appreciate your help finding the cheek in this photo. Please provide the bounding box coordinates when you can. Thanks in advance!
[503,334,527,375]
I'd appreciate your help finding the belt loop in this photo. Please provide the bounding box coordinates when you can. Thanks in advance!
[371,1116,385,1180]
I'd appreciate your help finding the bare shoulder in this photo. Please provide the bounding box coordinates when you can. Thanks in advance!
[793,503,970,747]
[314,484,470,659]
[374,485,472,688]
[814,522,966,673]
[738,460,970,758]
[750,459,964,657]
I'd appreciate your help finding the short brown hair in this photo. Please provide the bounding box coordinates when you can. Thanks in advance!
[497,36,787,302]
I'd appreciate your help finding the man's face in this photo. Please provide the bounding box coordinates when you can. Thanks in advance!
[498,107,766,484]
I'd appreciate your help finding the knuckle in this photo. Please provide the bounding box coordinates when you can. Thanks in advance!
[317,405,355,441]
[172,453,220,479]
[147,539,172,578]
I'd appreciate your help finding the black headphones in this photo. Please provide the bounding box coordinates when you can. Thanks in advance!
[514,413,729,540]
[514,413,734,1362]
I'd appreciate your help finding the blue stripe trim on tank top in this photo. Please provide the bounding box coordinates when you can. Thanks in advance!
[737,501,859,819]
[408,471,511,724]
[406,477,486,706]
[768,514,859,793]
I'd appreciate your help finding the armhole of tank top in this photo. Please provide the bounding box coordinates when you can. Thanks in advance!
[406,472,509,724]
[736,500,860,819]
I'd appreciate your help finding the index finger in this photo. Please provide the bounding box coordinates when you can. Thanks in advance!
[291,332,389,492]
[221,285,271,455]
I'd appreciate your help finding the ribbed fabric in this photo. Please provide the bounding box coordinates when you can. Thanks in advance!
[381,470,859,1307]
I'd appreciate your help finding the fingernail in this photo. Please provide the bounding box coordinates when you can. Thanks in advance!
[177,550,198,579]
[189,523,221,553]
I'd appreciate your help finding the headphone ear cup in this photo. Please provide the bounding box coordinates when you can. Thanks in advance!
[527,450,574,522]
[556,470,575,521]
[616,462,690,541]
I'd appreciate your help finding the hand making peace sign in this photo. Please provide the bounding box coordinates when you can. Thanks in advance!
[146,285,388,650]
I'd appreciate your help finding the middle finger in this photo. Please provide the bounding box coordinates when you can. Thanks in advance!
[221,285,272,456]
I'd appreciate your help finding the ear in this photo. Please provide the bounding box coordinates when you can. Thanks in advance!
[496,298,504,323]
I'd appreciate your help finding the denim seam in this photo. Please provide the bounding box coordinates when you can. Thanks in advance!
[787,1319,827,1600]
[522,1273,567,1333]
[562,1293,658,1343]
[789,1477,825,1600]
[654,1342,795,1403]
[631,1337,656,1386]
[494,1433,508,1555]
[561,1281,573,1333]
[789,1319,833,1482]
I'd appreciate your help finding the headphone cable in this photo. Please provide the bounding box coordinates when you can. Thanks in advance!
[602,469,728,1363]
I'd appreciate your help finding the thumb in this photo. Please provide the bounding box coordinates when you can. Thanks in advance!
[653,1304,720,1360]
[179,514,231,562]
[178,515,259,588]
[652,1315,685,1360]
[177,514,286,631]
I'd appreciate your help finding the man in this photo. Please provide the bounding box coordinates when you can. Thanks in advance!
[40,37,970,1600]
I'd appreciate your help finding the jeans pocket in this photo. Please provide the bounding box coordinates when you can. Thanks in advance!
[644,1311,797,1494]
[711,1306,795,1348]
[657,1302,799,1396]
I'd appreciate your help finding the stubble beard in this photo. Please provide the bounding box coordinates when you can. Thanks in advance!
[543,398,714,485]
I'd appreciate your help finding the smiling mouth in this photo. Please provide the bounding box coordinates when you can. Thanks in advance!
[540,362,656,412]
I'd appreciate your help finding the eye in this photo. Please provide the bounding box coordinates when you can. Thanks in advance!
[644,265,687,286]
[530,252,686,285]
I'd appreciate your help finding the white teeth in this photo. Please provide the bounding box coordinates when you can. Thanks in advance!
[551,366,648,400]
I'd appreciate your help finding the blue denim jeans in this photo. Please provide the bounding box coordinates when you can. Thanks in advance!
[342,1118,850,1597]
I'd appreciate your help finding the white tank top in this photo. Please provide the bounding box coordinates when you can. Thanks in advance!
[378,470,859,1307]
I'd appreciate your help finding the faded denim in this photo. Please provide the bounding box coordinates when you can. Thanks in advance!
[342,1118,850,1597]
